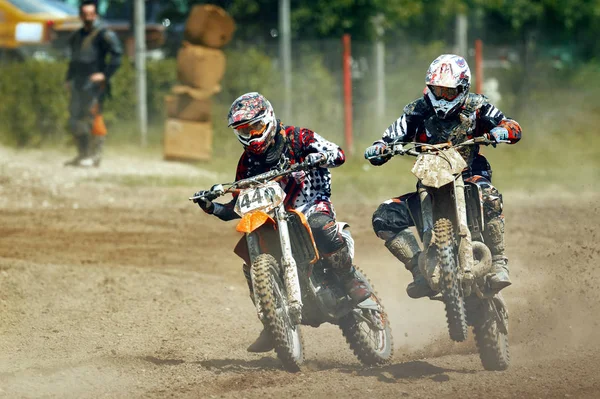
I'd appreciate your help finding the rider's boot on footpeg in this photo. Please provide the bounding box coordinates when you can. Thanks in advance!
[326,246,371,304]
[484,217,512,291]
[385,228,435,299]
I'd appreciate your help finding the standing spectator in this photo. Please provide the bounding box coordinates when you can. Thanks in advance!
[65,0,122,167]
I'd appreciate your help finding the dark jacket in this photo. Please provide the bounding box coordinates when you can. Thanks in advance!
[66,21,123,92]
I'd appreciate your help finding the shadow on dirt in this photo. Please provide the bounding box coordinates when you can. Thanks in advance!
[197,357,283,373]
[141,356,186,366]
[341,360,476,383]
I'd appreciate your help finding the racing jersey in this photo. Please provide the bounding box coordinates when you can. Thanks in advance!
[373,93,521,177]
[210,123,345,221]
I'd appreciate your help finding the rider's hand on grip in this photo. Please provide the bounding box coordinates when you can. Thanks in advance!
[364,143,390,165]
[305,152,327,167]
[489,127,510,145]
[292,170,306,183]
[193,190,215,213]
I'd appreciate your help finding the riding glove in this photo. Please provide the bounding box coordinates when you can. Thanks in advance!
[193,191,215,213]
[364,143,390,165]
[490,127,509,143]
[306,152,327,167]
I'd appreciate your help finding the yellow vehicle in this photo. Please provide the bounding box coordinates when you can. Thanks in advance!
[0,0,79,61]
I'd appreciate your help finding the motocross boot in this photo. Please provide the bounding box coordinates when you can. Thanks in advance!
[326,246,372,304]
[243,264,275,353]
[483,217,512,290]
[64,135,90,167]
[89,136,105,167]
[385,228,436,299]
[247,329,274,353]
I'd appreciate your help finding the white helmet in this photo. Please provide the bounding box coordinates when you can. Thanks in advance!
[425,54,471,119]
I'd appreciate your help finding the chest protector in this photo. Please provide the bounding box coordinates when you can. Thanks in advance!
[423,94,487,166]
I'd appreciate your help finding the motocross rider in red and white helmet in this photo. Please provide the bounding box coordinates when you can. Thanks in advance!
[365,54,522,299]
[195,92,371,352]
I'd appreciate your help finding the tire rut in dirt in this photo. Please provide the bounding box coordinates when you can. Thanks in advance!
[251,253,304,372]
[473,300,510,370]
[435,218,468,342]
[339,268,393,366]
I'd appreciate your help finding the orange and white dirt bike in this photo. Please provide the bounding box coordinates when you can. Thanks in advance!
[190,158,393,372]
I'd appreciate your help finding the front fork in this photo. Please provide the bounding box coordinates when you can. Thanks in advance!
[454,177,475,294]
[274,206,303,324]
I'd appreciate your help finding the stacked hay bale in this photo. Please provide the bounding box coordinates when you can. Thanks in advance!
[164,5,235,161]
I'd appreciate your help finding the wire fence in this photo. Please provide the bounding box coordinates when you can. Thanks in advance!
[0,34,588,148]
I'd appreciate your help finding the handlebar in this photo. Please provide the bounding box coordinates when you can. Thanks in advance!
[366,135,495,161]
[189,158,318,202]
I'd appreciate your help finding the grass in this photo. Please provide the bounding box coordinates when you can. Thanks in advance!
[7,61,598,201]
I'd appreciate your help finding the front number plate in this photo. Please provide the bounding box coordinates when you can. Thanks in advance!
[234,182,286,216]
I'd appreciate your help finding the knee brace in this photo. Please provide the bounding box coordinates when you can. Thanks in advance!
[372,200,414,239]
[484,216,505,256]
[308,212,345,255]
[385,228,421,270]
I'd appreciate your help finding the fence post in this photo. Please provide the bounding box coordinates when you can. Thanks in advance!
[343,34,353,156]
[134,0,147,147]
[373,14,385,119]
[279,0,292,121]
[455,14,468,58]
[475,39,483,94]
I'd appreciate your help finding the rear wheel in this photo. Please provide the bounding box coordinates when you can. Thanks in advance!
[473,297,510,370]
[435,218,468,342]
[251,254,304,372]
[339,269,393,365]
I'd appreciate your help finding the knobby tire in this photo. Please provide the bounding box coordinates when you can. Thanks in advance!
[435,218,468,342]
[339,268,393,366]
[473,299,510,370]
[251,253,304,372]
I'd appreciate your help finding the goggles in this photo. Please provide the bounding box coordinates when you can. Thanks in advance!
[234,120,267,139]
[429,85,461,101]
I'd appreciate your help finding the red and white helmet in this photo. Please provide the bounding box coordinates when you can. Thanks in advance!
[227,92,277,155]
[425,54,471,119]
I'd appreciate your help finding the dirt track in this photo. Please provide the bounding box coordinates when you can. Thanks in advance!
[1,147,599,398]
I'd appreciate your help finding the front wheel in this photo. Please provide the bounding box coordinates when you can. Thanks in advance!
[251,253,304,372]
[339,269,393,365]
[435,218,468,342]
[473,296,510,370]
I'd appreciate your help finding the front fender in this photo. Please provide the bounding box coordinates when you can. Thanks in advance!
[411,148,467,188]
[236,210,276,234]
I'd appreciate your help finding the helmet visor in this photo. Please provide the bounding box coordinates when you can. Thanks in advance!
[234,120,267,139]
[429,85,461,101]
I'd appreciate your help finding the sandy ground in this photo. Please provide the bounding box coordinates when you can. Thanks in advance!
[1,147,599,398]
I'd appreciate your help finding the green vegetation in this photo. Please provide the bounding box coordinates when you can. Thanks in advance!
[170,0,600,59]
[0,41,598,196]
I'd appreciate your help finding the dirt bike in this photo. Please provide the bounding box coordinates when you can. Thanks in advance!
[367,136,509,371]
[190,157,393,372]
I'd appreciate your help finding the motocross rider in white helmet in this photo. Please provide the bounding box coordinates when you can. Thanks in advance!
[365,54,522,299]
